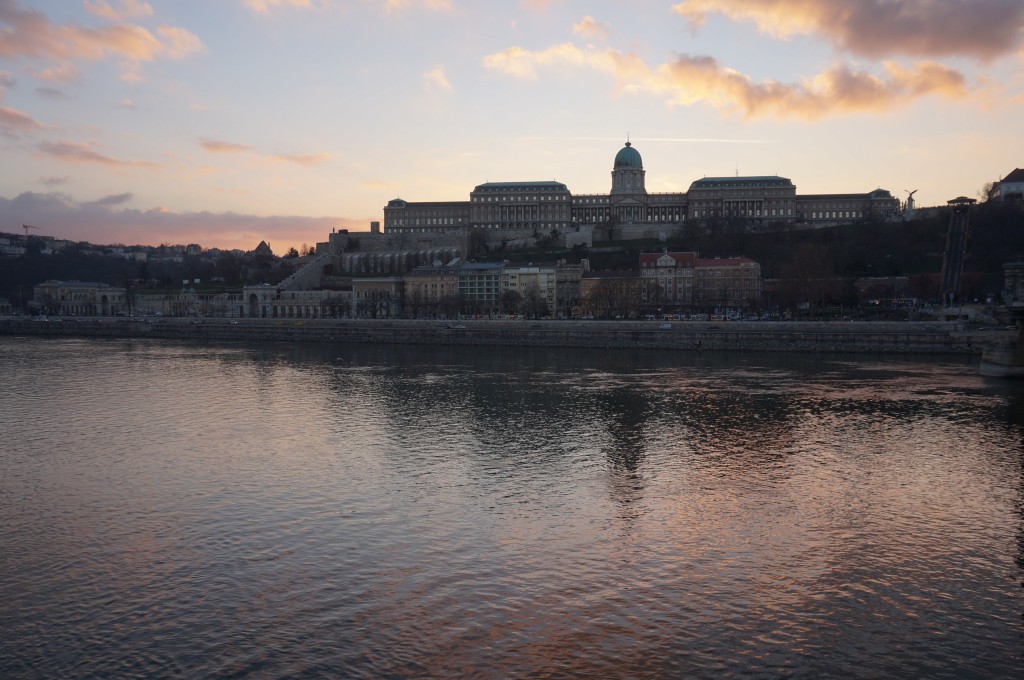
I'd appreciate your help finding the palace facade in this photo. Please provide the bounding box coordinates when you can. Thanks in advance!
[383,141,901,235]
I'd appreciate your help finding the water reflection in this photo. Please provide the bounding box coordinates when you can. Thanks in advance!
[1,338,1022,679]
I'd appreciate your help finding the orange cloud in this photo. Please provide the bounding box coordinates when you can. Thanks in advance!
[83,0,154,22]
[483,43,968,120]
[672,0,1024,61]
[242,0,314,15]
[37,140,160,168]
[572,15,610,41]
[201,139,251,153]
[422,65,453,93]
[0,1,203,66]
[270,152,331,166]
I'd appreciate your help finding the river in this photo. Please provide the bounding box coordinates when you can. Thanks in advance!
[1,337,1022,678]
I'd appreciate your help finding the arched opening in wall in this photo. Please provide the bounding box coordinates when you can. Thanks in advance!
[248,294,259,318]
[100,295,110,316]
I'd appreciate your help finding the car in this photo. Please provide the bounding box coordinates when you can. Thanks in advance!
[658,322,673,330]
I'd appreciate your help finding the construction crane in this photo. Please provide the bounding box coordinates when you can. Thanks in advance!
[22,224,39,237]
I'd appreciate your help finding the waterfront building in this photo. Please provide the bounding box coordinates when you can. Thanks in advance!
[244,283,278,319]
[694,257,762,311]
[580,270,642,319]
[501,262,558,316]
[33,280,128,316]
[640,251,697,311]
[403,264,460,317]
[458,262,504,316]
[639,252,762,313]
[352,277,404,318]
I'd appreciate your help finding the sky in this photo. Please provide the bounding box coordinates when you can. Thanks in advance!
[1,0,1022,253]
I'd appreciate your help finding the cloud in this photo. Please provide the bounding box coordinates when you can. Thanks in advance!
[119,97,135,108]
[83,0,154,22]
[200,138,330,167]
[0,105,45,134]
[0,189,367,250]
[385,0,453,12]
[35,86,67,99]
[37,140,160,168]
[672,0,1024,61]
[28,62,81,83]
[0,1,203,74]
[39,175,70,186]
[156,24,204,58]
[270,152,331,166]
[242,0,314,14]
[422,65,453,93]
[85,191,134,206]
[482,42,968,120]
[572,15,609,41]
[201,138,252,153]
[0,69,14,87]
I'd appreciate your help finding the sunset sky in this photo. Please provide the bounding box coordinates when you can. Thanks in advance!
[1,0,1022,252]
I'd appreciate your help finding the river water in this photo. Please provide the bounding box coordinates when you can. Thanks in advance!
[1,337,1022,679]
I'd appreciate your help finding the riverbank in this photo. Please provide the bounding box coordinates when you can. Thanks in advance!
[0,316,1007,354]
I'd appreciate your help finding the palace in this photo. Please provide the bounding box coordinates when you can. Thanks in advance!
[384,141,900,235]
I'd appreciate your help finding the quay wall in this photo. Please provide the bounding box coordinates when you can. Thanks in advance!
[0,318,1003,355]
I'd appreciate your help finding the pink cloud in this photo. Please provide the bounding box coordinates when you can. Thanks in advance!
[201,138,252,153]
[37,140,160,168]
[83,1,154,22]
[0,0,203,68]
[672,0,1024,61]
[0,190,369,251]
[270,152,332,166]
[0,105,45,134]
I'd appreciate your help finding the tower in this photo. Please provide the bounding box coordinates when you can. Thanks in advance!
[610,141,646,196]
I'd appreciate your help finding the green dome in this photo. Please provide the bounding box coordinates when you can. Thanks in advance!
[614,141,642,168]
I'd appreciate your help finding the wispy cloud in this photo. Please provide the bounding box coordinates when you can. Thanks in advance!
[672,0,1024,61]
[28,62,81,84]
[37,140,160,168]
[38,175,69,186]
[572,16,610,42]
[201,138,329,166]
[201,138,252,153]
[422,65,453,93]
[242,0,314,14]
[483,43,968,120]
[35,86,67,99]
[83,0,154,22]
[270,152,331,166]
[0,104,45,134]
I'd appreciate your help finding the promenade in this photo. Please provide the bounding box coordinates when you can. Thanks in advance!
[0,316,1004,355]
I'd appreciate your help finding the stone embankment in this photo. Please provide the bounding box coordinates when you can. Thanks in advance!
[0,317,1007,355]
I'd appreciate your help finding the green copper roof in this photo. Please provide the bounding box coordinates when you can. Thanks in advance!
[614,142,642,169]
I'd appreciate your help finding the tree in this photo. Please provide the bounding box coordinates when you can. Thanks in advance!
[501,289,522,315]
[286,246,299,258]
[522,286,548,319]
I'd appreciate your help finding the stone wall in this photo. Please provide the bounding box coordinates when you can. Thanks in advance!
[1,318,997,356]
